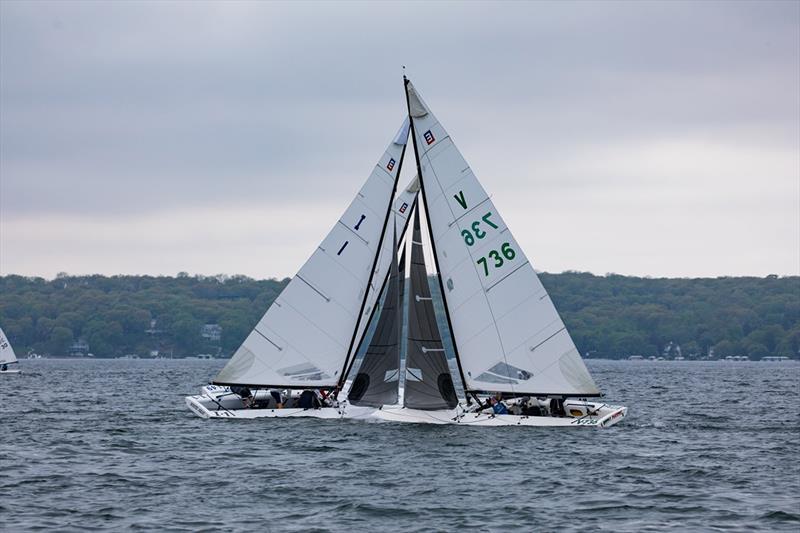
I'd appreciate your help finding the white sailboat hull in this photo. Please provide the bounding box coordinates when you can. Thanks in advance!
[185,387,627,427]
[0,369,21,375]
[185,393,377,420]
[373,405,627,428]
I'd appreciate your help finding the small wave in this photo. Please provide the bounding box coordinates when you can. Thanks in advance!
[761,510,800,523]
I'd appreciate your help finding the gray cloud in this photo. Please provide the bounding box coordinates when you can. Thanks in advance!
[1,0,798,277]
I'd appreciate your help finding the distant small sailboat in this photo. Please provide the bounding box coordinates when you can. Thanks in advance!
[0,327,22,375]
[185,78,627,427]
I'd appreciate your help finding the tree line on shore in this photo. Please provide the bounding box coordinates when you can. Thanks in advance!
[0,272,797,360]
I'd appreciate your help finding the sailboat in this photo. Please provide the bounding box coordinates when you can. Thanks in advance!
[0,326,22,375]
[185,78,627,427]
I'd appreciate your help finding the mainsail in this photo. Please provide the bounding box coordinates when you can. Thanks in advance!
[404,79,600,396]
[348,230,404,407]
[214,120,410,388]
[403,207,458,409]
[0,327,18,366]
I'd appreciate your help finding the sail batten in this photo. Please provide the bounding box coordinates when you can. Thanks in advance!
[214,120,410,388]
[405,79,600,397]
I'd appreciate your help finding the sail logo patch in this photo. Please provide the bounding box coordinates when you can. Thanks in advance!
[354,214,366,230]
[399,202,408,214]
[387,158,396,171]
[424,130,435,145]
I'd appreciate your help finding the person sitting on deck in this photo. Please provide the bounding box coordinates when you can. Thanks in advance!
[549,397,566,417]
[520,396,542,416]
[319,389,333,407]
[230,385,253,408]
[0,364,7,372]
[269,389,284,409]
[298,389,322,409]
[477,396,494,413]
[490,395,508,415]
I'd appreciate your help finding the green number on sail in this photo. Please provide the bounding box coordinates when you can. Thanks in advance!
[502,242,516,260]
[477,257,488,276]
[472,221,486,239]
[475,243,517,278]
[482,212,498,229]
[488,250,503,268]
[462,229,475,246]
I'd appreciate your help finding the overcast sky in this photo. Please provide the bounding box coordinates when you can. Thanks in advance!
[1,0,798,279]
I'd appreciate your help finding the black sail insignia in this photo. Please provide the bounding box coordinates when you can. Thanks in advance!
[403,207,458,410]
[348,229,405,407]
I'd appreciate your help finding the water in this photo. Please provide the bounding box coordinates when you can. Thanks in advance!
[1,359,798,532]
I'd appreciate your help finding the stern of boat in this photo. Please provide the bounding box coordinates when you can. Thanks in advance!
[596,405,628,428]
[185,395,212,418]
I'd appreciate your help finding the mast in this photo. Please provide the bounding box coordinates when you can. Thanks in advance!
[335,135,407,392]
[340,195,418,386]
[403,76,471,404]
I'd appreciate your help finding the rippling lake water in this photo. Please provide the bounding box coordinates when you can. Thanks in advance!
[1,359,798,532]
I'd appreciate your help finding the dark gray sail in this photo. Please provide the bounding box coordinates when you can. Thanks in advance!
[404,208,458,410]
[348,229,404,407]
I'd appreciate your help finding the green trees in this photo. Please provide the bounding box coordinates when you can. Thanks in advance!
[536,272,799,359]
[0,274,289,357]
[0,272,796,359]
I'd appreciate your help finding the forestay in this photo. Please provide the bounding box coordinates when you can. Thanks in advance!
[405,80,599,396]
[214,120,410,388]
[0,327,18,365]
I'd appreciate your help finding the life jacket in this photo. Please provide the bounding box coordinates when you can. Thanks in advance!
[492,402,509,415]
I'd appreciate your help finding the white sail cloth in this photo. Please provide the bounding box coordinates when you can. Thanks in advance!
[215,120,410,388]
[405,81,599,396]
[0,327,18,365]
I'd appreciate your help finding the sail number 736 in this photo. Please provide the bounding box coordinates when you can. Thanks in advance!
[476,243,516,277]
[461,212,498,246]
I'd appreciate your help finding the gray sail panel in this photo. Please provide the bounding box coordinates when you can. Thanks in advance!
[403,208,458,410]
[349,233,405,407]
